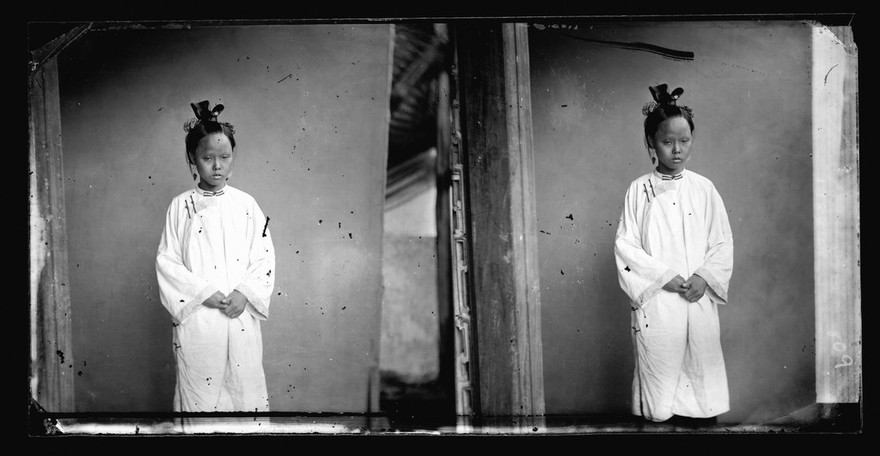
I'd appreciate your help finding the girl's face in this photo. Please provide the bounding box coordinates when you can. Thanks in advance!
[191,132,235,191]
[651,116,693,175]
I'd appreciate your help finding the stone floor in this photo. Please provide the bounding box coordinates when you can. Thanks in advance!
[34,403,861,436]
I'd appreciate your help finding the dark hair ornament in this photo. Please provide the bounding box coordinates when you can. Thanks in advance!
[183,100,231,133]
[642,84,692,117]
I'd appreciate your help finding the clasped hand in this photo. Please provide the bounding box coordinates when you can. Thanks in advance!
[202,290,249,318]
[663,274,708,303]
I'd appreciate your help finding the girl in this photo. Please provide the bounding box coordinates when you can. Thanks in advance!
[614,84,734,427]
[156,100,276,414]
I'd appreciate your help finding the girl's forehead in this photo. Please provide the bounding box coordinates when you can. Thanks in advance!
[196,133,233,153]
[657,117,692,134]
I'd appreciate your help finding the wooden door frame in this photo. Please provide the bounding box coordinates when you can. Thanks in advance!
[811,25,860,417]
[455,22,545,417]
[28,24,91,414]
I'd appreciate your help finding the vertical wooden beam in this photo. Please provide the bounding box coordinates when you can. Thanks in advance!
[457,22,545,416]
[812,26,860,407]
[433,25,458,419]
[29,57,75,412]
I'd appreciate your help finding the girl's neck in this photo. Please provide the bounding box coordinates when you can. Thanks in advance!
[198,181,227,193]
[655,166,685,176]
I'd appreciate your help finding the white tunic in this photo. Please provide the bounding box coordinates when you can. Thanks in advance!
[614,169,734,422]
[156,185,276,412]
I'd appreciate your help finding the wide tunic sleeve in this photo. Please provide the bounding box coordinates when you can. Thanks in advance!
[614,180,679,308]
[693,183,734,304]
[235,199,276,320]
[156,197,218,325]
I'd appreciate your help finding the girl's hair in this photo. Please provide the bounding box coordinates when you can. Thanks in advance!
[183,100,236,163]
[642,84,694,149]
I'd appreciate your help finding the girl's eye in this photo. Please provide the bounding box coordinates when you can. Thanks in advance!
[682,138,690,143]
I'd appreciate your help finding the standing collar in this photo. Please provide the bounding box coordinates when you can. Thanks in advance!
[195,184,227,197]
[653,169,687,181]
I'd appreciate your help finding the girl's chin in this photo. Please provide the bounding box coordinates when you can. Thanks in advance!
[199,178,226,190]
